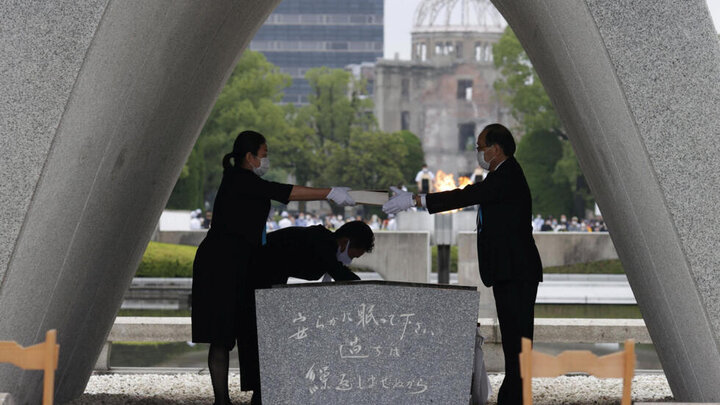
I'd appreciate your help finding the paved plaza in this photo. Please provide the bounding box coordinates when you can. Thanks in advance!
[65,372,673,404]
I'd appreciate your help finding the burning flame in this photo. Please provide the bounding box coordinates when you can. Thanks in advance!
[458,176,472,189]
[434,170,472,192]
[433,170,472,214]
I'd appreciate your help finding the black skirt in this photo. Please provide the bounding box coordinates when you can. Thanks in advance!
[191,234,253,347]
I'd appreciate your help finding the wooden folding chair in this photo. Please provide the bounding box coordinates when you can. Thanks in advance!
[0,329,60,405]
[519,337,635,405]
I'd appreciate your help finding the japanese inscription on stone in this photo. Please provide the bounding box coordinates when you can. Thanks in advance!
[255,282,479,404]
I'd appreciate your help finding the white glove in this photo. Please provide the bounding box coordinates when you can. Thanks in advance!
[327,187,355,206]
[382,186,415,215]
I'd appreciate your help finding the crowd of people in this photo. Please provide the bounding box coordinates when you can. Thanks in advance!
[189,209,211,230]
[194,208,606,234]
[265,210,397,232]
[262,210,607,234]
[531,214,607,232]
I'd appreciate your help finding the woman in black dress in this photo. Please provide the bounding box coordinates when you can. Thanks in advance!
[191,130,355,405]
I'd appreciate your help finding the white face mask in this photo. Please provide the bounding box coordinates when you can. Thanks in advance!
[336,241,352,266]
[252,157,270,177]
[477,150,491,170]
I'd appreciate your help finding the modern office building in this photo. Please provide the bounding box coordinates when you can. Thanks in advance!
[250,0,384,104]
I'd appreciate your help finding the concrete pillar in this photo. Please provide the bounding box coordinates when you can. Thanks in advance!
[491,0,720,400]
[0,1,281,402]
[93,343,111,372]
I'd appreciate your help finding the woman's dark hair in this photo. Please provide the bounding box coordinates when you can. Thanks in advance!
[335,221,375,253]
[222,130,266,169]
[482,123,516,156]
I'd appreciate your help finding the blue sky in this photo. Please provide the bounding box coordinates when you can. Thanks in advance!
[384,0,720,60]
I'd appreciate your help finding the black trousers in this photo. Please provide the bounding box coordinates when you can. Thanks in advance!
[493,281,539,405]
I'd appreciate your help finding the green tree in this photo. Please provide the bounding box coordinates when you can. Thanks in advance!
[321,129,410,217]
[396,130,425,185]
[168,50,291,208]
[516,130,573,218]
[493,27,592,217]
[271,104,322,188]
[303,67,376,149]
[552,141,591,209]
[298,67,391,189]
[305,67,355,147]
[295,67,423,213]
[493,27,562,136]
[323,130,407,190]
[169,60,425,214]
[166,147,204,209]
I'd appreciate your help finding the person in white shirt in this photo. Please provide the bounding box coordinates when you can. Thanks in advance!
[469,165,487,184]
[190,209,203,230]
[532,214,544,232]
[415,164,435,194]
[330,215,344,229]
[368,214,381,230]
[278,211,293,228]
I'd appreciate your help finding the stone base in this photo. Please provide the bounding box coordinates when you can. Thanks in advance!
[0,393,15,405]
[256,281,479,404]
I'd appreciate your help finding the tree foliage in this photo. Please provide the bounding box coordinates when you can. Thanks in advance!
[323,130,408,190]
[516,130,573,218]
[297,67,420,206]
[166,147,204,209]
[396,130,425,185]
[493,27,592,217]
[169,51,291,208]
[304,67,367,147]
[168,54,424,213]
[290,67,378,188]
[493,27,562,136]
[267,106,319,187]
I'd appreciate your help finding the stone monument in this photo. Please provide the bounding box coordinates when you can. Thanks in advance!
[255,281,479,404]
[3,0,720,402]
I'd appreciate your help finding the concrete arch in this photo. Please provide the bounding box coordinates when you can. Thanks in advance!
[3,0,720,402]
[0,1,280,402]
[491,0,720,401]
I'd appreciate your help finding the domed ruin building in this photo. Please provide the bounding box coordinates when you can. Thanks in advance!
[373,0,513,177]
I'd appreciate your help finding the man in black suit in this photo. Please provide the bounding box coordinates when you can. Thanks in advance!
[260,220,373,285]
[383,123,542,405]
[241,221,373,402]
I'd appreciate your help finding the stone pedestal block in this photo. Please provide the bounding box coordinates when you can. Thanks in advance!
[256,281,479,404]
[0,394,14,405]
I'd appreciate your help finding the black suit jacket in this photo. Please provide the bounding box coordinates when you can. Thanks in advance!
[427,156,542,287]
[259,225,361,286]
